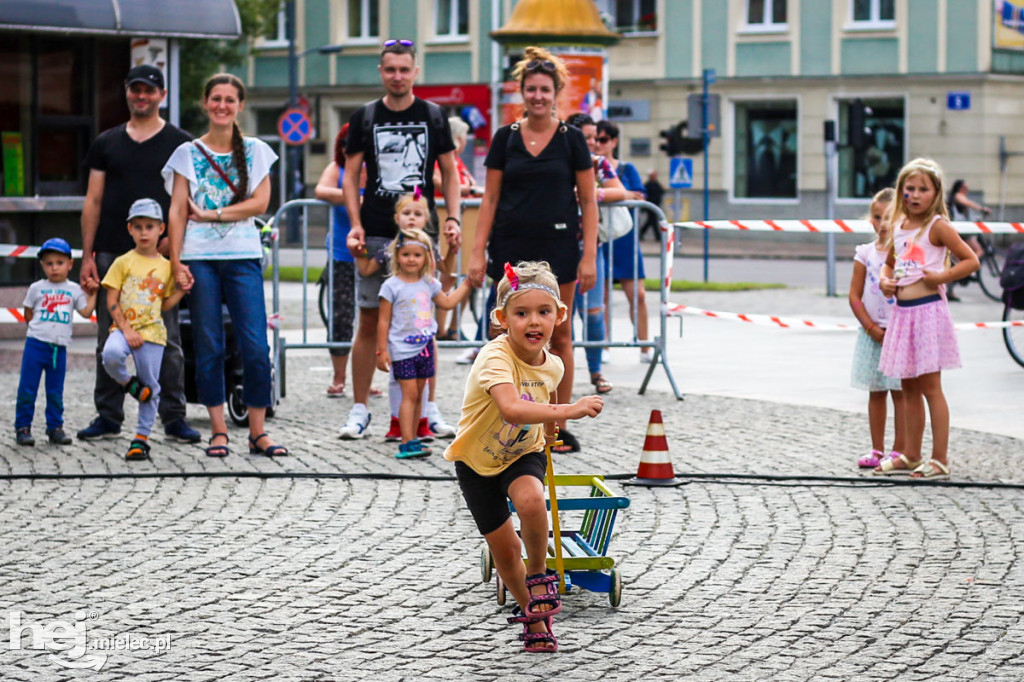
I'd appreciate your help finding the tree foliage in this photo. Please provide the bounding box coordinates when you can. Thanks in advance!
[178,0,282,134]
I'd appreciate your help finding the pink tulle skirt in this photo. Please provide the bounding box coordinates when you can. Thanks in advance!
[878,294,961,379]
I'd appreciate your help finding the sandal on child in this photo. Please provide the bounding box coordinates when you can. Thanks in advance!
[520,616,558,653]
[325,382,345,398]
[124,375,152,402]
[524,569,563,618]
[396,438,432,459]
[205,432,230,458]
[590,374,613,395]
[248,433,290,457]
[910,460,950,480]
[872,453,922,476]
[551,428,580,454]
[125,438,151,461]
[857,449,885,468]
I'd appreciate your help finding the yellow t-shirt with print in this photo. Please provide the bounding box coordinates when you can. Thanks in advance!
[443,334,564,476]
[100,250,176,346]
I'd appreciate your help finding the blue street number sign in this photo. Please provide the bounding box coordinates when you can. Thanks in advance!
[278,108,312,145]
[947,92,971,111]
[669,157,693,189]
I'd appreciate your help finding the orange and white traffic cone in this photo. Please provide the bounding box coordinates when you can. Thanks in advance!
[624,409,686,487]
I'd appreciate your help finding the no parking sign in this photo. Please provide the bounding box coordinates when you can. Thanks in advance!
[278,108,312,146]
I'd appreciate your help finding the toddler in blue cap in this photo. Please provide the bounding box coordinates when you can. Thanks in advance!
[15,238,98,446]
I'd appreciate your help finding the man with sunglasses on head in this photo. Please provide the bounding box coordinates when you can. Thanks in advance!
[77,65,200,444]
[338,39,463,440]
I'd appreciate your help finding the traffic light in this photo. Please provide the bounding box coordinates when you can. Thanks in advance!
[659,122,684,155]
[659,121,704,155]
[848,99,872,150]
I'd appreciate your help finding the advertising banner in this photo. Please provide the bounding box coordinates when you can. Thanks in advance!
[994,0,1024,50]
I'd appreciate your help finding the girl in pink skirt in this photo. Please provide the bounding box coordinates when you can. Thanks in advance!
[874,159,979,479]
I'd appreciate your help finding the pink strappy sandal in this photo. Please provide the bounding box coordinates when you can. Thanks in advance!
[858,449,885,468]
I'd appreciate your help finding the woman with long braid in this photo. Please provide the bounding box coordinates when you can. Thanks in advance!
[163,73,287,458]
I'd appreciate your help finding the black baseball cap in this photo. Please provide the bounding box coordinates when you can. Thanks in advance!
[125,65,165,90]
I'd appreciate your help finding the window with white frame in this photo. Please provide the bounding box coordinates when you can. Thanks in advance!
[746,0,787,27]
[435,0,469,38]
[734,100,798,199]
[837,98,904,199]
[259,8,288,48]
[347,0,379,40]
[852,0,895,24]
[593,0,657,33]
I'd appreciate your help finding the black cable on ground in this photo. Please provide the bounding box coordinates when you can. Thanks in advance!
[0,470,1022,490]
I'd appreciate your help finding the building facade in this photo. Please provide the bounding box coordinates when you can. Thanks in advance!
[244,0,1024,220]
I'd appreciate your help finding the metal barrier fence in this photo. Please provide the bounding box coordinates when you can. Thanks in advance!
[269,197,683,403]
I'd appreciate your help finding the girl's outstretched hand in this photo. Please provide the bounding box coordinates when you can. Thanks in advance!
[570,395,603,420]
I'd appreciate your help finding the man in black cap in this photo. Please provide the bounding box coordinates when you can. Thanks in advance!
[77,65,200,443]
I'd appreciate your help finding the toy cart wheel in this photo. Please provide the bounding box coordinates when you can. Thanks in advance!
[609,569,622,607]
[228,385,248,426]
[480,547,493,583]
[496,574,507,606]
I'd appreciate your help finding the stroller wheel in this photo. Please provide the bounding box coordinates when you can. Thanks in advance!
[228,385,249,427]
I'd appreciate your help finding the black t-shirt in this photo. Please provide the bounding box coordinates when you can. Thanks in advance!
[485,122,592,242]
[346,97,455,239]
[84,122,192,254]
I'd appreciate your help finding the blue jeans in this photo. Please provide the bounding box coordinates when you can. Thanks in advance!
[574,247,606,375]
[185,259,272,408]
[16,336,66,430]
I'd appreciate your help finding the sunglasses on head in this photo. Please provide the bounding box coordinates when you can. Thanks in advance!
[383,39,415,47]
[595,136,613,144]
[525,59,557,72]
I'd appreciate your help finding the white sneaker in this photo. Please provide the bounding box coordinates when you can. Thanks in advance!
[455,348,479,365]
[640,350,653,364]
[338,404,371,439]
[426,403,457,438]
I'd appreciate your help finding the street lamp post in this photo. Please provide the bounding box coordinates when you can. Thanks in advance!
[283,0,343,242]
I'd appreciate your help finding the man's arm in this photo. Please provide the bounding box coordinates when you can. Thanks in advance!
[80,169,105,288]
[343,150,366,256]
[438,151,462,251]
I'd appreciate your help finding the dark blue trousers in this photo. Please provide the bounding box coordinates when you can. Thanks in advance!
[16,336,67,430]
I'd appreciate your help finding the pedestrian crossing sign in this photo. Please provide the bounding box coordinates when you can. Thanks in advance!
[669,158,693,188]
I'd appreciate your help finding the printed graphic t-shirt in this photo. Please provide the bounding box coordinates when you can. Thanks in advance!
[379,275,442,361]
[345,98,455,238]
[443,335,564,477]
[854,241,896,328]
[162,138,277,260]
[23,279,89,347]
[101,251,176,345]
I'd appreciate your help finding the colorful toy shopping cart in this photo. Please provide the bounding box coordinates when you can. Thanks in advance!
[480,466,631,607]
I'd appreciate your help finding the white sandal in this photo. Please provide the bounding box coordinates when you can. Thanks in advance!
[872,453,923,476]
[910,460,950,480]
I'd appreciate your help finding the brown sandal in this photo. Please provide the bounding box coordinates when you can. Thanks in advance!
[591,374,613,394]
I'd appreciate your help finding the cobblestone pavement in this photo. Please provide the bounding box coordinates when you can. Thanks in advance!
[3,298,1024,679]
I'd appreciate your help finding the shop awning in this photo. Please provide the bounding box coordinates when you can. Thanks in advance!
[0,0,241,39]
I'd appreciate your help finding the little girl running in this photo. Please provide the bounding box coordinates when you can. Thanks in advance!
[443,261,603,653]
[849,187,905,469]
[369,194,473,459]
[874,159,979,479]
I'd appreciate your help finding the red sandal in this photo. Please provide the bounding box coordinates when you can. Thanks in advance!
[524,569,562,618]
[507,607,558,653]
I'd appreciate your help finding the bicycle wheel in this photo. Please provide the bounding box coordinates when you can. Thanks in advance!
[317,268,330,329]
[1003,302,1024,369]
[976,239,1005,302]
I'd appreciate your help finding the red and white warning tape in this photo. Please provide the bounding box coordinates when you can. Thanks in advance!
[1,243,85,259]
[675,220,1024,235]
[0,308,96,324]
[664,303,1024,331]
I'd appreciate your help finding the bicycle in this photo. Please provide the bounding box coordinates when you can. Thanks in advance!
[1004,300,1024,369]
[951,211,1004,302]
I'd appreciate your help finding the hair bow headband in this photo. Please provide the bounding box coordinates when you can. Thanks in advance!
[499,262,559,308]
[413,185,423,201]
